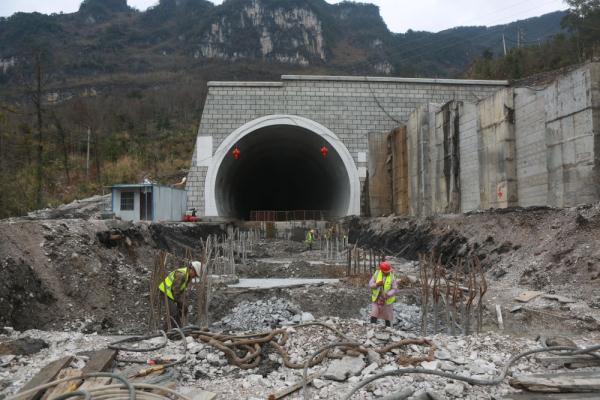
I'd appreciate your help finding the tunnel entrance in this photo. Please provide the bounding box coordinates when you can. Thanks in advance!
[214,124,352,220]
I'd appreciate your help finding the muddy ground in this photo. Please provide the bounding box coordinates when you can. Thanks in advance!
[2,199,600,399]
[2,200,600,337]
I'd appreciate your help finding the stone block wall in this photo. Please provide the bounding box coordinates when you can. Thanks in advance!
[189,76,504,215]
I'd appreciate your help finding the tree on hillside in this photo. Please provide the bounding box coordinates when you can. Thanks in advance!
[562,0,600,60]
[18,44,53,209]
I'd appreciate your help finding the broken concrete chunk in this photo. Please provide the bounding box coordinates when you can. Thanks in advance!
[434,350,451,360]
[381,388,414,400]
[312,378,328,389]
[420,360,440,370]
[301,312,315,322]
[362,362,379,376]
[514,291,543,303]
[367,349,381,364]
[323,356,366,381]
[543,294,576,304]
[444,382,465,396]
[188,390,217,400]
[374,332,391,341]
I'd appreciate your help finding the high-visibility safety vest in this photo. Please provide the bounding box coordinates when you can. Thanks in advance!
[371,271,396,305]
[158,267,189,301]
[306,231,314,243]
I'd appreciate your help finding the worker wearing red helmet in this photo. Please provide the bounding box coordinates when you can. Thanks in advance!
[369,261,398,327]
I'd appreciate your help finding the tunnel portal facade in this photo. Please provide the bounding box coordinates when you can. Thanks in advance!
[187,75,506,219]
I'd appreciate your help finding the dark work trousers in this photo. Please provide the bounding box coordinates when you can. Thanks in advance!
[165,298,185,330]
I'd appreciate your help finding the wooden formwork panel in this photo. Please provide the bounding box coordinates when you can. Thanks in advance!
[367,131,393,217]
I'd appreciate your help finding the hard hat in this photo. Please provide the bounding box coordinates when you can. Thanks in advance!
[191,261,202,276]
[379,261,392,273]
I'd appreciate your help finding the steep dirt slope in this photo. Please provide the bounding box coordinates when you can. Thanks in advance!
[346,204,600,306]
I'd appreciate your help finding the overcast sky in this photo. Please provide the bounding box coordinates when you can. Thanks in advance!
[0,0,567,33]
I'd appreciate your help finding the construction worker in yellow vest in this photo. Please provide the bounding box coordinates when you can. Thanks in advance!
[158,261,202,327]
[369,261,398,328]
[305,229,315,250]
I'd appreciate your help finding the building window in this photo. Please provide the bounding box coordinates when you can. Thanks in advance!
[120,192,134,211]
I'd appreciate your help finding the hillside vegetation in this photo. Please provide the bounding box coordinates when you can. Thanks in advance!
[469,0,600,79]
[0,0,589,218]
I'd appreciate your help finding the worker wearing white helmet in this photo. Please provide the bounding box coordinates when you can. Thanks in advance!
[158,261,202,328]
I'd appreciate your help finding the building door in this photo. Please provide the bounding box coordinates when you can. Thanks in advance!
[140,189,153,221]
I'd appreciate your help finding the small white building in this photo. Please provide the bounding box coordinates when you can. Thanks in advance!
[111,184,187,222]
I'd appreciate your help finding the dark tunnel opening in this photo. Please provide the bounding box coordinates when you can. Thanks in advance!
[215,125,351,220]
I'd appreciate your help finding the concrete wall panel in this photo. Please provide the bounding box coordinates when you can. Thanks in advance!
[478,88,518,209]
[458,101,480,212]
[433,102,461,214]
[407,103,440,216]
[544,63,600,207]
[515,88,548,207]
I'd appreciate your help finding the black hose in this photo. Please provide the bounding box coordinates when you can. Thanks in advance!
[109,331,168,352]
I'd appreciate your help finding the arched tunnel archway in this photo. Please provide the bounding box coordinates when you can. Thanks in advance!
[205,115,360,219]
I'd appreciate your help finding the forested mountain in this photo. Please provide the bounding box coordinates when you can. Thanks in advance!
[0,0,566,91]
[0,0,574,218]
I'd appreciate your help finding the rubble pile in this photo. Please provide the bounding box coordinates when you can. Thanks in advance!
[3,317,598,400]
[214,298,314,331]
[360,303,424,333]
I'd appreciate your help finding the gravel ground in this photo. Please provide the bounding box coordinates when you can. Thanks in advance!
[2,319,598,400]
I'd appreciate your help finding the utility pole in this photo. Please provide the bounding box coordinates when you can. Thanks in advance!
[502,34,507,56]
[517,28,525,49]
[34,52,44,209]
[86,126,91,179]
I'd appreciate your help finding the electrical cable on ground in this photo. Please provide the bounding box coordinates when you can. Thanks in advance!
[342,344,600,399]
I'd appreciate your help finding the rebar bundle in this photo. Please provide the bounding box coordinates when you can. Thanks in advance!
[418,252,487,336]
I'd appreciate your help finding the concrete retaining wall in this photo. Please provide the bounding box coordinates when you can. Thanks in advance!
[432,102,461,214]
[515,87,547,207]
[544,63,600,207]
[388,62,600,216]
[458,101,480,212]
[478,88,518,209]
[407,103,440,216]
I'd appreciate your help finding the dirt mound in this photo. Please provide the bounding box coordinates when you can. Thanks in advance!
[24,195,110,220]
[0,217,225,333]
[0,258,55,329]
